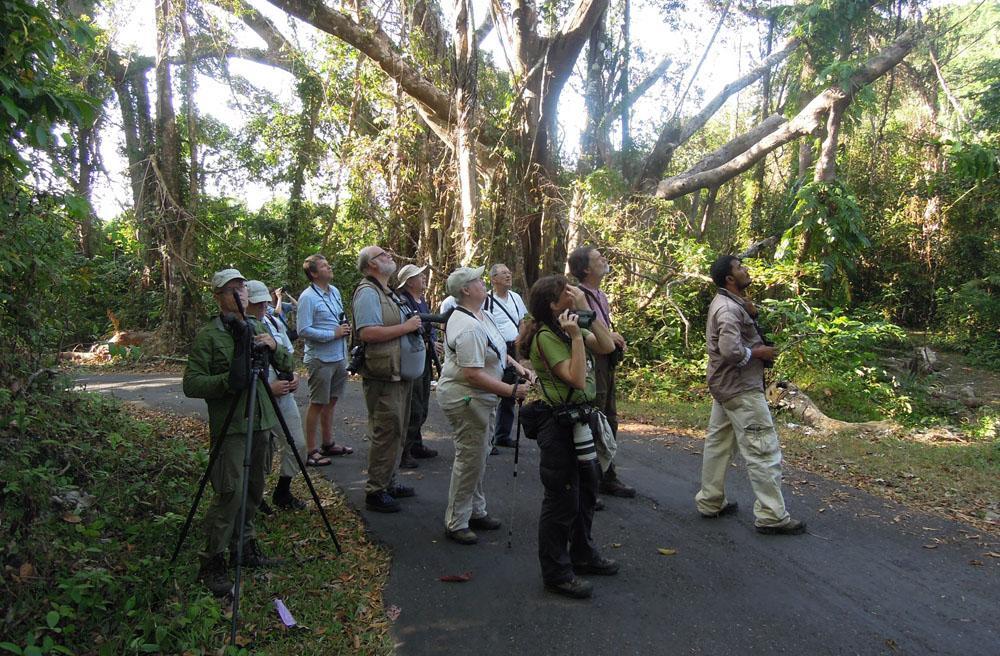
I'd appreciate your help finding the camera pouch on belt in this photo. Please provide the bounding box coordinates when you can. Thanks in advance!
[518,400,547,440]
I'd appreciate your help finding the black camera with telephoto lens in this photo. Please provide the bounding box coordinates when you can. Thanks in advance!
[554,404,592,426]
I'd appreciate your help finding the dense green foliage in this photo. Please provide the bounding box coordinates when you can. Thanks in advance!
[0,380,392,654]
[1,0,996,409]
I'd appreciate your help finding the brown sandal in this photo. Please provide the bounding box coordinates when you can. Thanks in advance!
[306,450,332,466]
[320,443,353,457]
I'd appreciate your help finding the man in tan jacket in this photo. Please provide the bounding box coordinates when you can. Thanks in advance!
[695,255,806,535]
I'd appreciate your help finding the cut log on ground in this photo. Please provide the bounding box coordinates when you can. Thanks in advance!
[766,380,896,435]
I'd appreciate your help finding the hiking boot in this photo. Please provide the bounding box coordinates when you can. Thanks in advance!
[468,514,502,531]
[198,553,233,597]
[599,478,636,498]
[272,492,307,511]
[365,490,401,513]
[258,500,274,516]
[387,483,416,498]
[700,501,739,519]
[573,556,619,576]
[544,576,593,599]
[445,528,479,545]
[594,498,606,512]
[489,445,500,455]
[399,451,419,469]
[756,518,807,535]
[494,437,516,448]
[231,539,285,568]
[411,443,438,459]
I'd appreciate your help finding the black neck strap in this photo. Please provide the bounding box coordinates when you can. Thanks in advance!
[449,306,504,362]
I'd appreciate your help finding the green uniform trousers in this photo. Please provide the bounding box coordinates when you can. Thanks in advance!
[203,429,272,556]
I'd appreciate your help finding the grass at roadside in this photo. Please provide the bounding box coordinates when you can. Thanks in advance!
[618,393,999,534]
[0,377,392,655]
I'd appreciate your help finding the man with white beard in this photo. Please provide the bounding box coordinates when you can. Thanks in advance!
[352,246,426,513]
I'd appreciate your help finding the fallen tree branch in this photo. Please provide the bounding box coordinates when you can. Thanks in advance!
[652,26,921,200]
[766,381,897,435]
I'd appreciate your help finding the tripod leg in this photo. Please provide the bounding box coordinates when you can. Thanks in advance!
[230,375,260,647]
[507,400,522,550]
[171,396,241,564]
[261,383,343,554]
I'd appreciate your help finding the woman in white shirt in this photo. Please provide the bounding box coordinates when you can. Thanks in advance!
[436,266,531,544]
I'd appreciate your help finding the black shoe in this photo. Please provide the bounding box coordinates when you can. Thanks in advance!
[366,490,401,513]
[599,478,636,498]
[700,501,739,518]
[231,539,285,568]
[198,553,233,597]
[258,500,274,516]
[594,498,606,512]
[468,514,502,531]
[573,556,619,576]
[273,493,307,511]
[399,452,419,469]
[544,577,593,599]
[489,446,500,455]
[445,528,479,545]
[494,437,516,448]
[387,483,416,498]
[411,443,438,459]
[756,519,806,535]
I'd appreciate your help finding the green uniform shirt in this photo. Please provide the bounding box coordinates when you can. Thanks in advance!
[183,316,295,439]
[529,325,596,405]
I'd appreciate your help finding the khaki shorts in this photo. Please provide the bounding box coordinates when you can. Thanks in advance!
[306,359,348,404]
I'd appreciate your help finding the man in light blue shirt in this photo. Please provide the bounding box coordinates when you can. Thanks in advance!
[297,254,354,466]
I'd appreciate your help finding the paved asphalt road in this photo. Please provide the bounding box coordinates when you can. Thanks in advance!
[76,373,998,655]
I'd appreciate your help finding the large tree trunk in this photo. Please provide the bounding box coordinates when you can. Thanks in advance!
[284,73,323,286]
[453,0,480,265]
[72,121,98,257]
[112,64,159,281]
[153,0,199,351]
[814,99,848,183]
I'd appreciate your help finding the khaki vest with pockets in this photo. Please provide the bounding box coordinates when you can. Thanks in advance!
[354,279,402,382]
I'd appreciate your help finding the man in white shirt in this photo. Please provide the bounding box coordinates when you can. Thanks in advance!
[484,263,527,447]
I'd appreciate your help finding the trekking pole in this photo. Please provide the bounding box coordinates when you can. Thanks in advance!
[507,399,523,550]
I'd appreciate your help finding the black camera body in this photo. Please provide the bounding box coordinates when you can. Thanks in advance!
[754,323,775,369]
[501,364,527,386]
[569,309,596,330]
[554,404,592,426]
[347,344,365,374]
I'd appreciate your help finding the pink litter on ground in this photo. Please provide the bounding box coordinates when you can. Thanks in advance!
[438,571,473,583]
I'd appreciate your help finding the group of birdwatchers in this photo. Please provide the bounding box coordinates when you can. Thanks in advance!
[183,246,806,601]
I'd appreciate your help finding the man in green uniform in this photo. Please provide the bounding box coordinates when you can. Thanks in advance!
[183,268,295,596]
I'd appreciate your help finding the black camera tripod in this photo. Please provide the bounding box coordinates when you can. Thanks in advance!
[171,305,342,647]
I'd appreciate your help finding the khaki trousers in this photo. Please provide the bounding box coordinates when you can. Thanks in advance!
[203,429,272,555]
[273,392,307,478]
[695,391,791,527]
[442,398,497,531]
[362,378,412,494]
